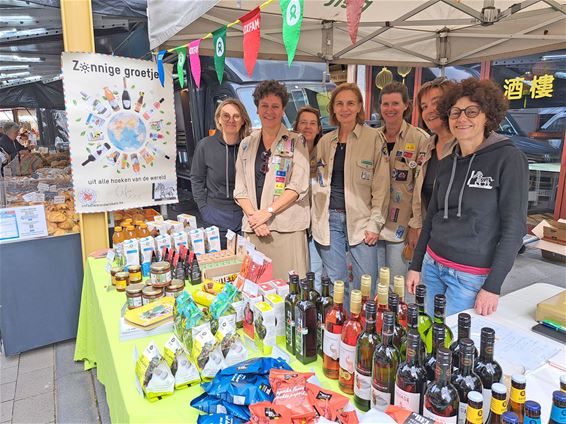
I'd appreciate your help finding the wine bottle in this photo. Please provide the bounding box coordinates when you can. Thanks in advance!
[295,281,317,364]
[81,142,111,166]
[285,274,300,354]
[424,294,453,353]
[306,271,320,304]
[122,77,131,110]
[379,266,390,289]
[389,292,407,360]
[323,280,346,380]
[501,412,519,424]
[486,383,508,424]
[143,97,165,120]
[395,332,427,414]
[549,391,566,424]
[393,275,408,328]
[354,300,379,412]
[415,284,432,343]
[134,91,144,113]
[360,274,371,327]
[316,276,333,357]
[80,91,110,117]
[339,289,363,394]
[371,311,400,411]
[508,374,526,423]
[474,327,503,418]
[404,303,427,364]
[423,347,459,423]
[424,323,445,385]
[103,86,120,112]
[450,313,478,371]
[465,391,484,424]
[376,283,389,335]
[451,338,483,424]
[524,401,541,424]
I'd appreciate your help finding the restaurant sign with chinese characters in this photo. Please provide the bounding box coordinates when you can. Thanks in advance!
[503,74,555,105]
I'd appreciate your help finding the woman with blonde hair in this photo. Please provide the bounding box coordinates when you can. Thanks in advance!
[311,83,389,308]
[191,98,251,248]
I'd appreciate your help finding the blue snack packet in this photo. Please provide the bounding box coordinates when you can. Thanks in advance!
[214,357,292,377]
[190,392,250,421]
[196,413,245,424]
[202,373,273,405]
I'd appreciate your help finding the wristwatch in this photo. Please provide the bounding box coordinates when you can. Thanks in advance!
[267,206,274,215]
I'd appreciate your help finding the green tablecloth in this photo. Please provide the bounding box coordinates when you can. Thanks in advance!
[75,258,352,423]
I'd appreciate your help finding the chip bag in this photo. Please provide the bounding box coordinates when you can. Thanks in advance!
[384,405,439,424]
[162,335,200,389]
[134,341,174,401]
[269,369,316,422]
[190,392,251,421]
[305,383,350,422]
[196,413,246,424]
[223,338,248,367]
[249,401,293,424]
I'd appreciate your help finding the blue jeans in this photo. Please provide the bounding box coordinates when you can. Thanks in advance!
[309,237,323,293]
[316,210,378,311]
[422,252,487,317]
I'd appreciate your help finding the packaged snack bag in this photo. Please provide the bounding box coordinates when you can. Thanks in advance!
[134,341,174,401]
[306,383,350,422]
[269,369,316,421]
[190,392,250,421]
[249,401,293,424]
[162,335,200,389]
[196,413,245,424]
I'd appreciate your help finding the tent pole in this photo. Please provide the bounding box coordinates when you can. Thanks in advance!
[60,0,109,264]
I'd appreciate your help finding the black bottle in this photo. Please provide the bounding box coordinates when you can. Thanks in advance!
[474,327,503,414]
[423,347,459,422]
[315,276,333,356]
[424,323,445,385]
[395,332,427,414]
[450,313,478,370]
[389,293,407,360]
[285,274,300,354]
[306,271,320,304]
[295,281,317,364]
[451,338,483,424]
[404,303,427,364]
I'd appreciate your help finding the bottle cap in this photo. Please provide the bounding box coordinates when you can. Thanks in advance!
[511,374,526,385]
[406,332,420,346]
[458,313,471,326]
[365,300,377,315]
[360,275,371,296]
[306,271,315,280]
[290,274,300,284]
[434,294,446,307]
[432,323,445,341]
[467,391,483,404]
[524,401,541,413]
[492,382,507,395]
[321,276,331,286]
[501,412,519,424]
[127,225,135,231]
[300,281,309,291]
[389,292,399,311]
[350,289,362,313]
[415,284,426,297]
[436,346,452,365]
[115,226,123,231]
[379,267,390,285]
[481,327,495,342]
[382,311,394,326]
[407,303,418,317]
[334,280,344,303]
[553,390,566,403]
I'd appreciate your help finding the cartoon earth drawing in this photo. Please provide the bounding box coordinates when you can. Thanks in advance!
[107,111,147,152]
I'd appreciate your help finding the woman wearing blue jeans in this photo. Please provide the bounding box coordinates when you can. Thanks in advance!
[406,78,528,317]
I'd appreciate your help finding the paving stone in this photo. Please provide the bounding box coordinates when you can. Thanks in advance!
[55,339,83,378]
[56,371,99,424]
[1,366,18,385]
[14,367,53,401]
[18,346,53,375]
[1,382,16,402]
[0,355,18,370]
[1,400,13,423]
[92,369,110,424]
[12,392,54,424]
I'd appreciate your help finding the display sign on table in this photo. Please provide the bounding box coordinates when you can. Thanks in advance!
[0,205,48,243]
[61,52,178,213]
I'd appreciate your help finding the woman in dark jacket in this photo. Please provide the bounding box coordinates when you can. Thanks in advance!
[406,78,528,316]
[190,99,251,248]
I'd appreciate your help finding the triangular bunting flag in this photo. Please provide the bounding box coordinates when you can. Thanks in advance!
[240,7,261,77]
[213,26,227,84]
[346,0,364,43]
[280,0,303,66]
[177,47,187,88]
[188,39,202,88]
[156,50,166,87]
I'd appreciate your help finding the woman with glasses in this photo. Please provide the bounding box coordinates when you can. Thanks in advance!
[376,82,430,281]
[406,78,528,316]
[234,80,310,279]
[311,83,389,308]
[190,99,251,248]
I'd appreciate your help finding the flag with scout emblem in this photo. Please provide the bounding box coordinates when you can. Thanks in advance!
[280,0,303,65]
[213,26,227,83]
[188,39,202,88]
[176,47,187,88]
[240,7,261,77]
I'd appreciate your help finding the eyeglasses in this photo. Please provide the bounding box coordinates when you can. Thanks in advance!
[448,105,482,119]
[260,150,271,174]
[220,113,242,122]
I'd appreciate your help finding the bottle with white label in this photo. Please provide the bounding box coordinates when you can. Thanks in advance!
[339,289,362,395]
[323,281,346,380]
[371,312,400,411]
[354,300,379,412]
[451,338,483,424]
[423,347,459,423]
[395,332,427,414]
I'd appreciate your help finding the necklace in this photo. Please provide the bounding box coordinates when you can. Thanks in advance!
[338,142,346,151]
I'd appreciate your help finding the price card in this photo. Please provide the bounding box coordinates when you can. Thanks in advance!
[49,185,58,192]
[252,251,264,265]
[226,229,236,240]
[34,193,45,202]
[105,249,116,272]
[23,192,37,203]
[37,182,50,192]
[54,195,66,204]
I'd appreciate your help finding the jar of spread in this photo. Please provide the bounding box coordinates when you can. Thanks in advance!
[110,266,123,286]
[128,265,142,282]
[125,283,144,309]
[142,286,164,305]
[129,274,143,285]
[150,261,172,287]
[115,272,129,292]
[165,279,185,298]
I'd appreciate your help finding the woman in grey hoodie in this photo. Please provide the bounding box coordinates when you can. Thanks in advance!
[190,99,251,248]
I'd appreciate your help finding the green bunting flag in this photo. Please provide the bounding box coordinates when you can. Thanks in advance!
[177,47,187,88]
[280,0,303,66]
[213,26,227,83]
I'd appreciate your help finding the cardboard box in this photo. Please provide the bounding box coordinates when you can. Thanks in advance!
[258,282,276,298]
[253,301,276,355]
[543,220,566,245]
[202,262,242,284]
[243,292,263,340]
[536,290,566,326]
[532,219,566,263]
[265,294,285,344]
[205,226,221,253]
[189,228,206,256]
[271,279,289,298]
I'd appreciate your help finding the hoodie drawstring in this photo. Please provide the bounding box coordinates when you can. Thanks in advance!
[443,153,476,219]
[225,144,229,198]
[457,154,475,218]
[443,155,458,219]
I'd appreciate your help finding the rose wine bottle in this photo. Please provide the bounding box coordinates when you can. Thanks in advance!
[379,266,390,290]
[323,280,346,380]
[375,283,389,335]
[423,347,459,423]
[395,332,427,414]
[393,275,408,328]
[360,274,371,327]
[371,311,400,411]
[339,289,362,394]
[354,300,379,412]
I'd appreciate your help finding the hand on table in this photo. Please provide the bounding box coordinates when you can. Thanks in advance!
[253,223,271,238]
[406,270,421,295]
[407,227,421,250]
[364,230,379,246]
[248,209,272,230]
[474,289,499,316]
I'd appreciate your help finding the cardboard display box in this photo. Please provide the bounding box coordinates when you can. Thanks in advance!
[536,290,566,326]
[543,219,566,245]
[532,219,566,263]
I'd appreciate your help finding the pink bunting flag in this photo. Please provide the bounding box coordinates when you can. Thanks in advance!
[188,39,202,88]
[346,0,364,43]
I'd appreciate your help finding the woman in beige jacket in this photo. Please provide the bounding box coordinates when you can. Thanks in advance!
[234,80,310,280]
[311,83,389,308]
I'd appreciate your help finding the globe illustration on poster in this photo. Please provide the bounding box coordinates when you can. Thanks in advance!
[107,112,147,152]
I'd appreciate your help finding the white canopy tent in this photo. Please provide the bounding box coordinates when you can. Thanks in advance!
[148,0,566,67]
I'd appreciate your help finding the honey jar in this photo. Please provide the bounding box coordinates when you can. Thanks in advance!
[165,279,185,298]
[125,283,144,309]
[110,266,123,286]
[115,272,130,292]
[150,261,172,288]
[128,265,142,282]
[142,286,164,305]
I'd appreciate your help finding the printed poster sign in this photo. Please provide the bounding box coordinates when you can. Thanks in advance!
[61,52,178,213]
[0,205,49,243]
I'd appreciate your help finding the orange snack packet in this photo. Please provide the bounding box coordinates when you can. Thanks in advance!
[269,369,316,421]
[249,401,293,424]
[305,383,350,422]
